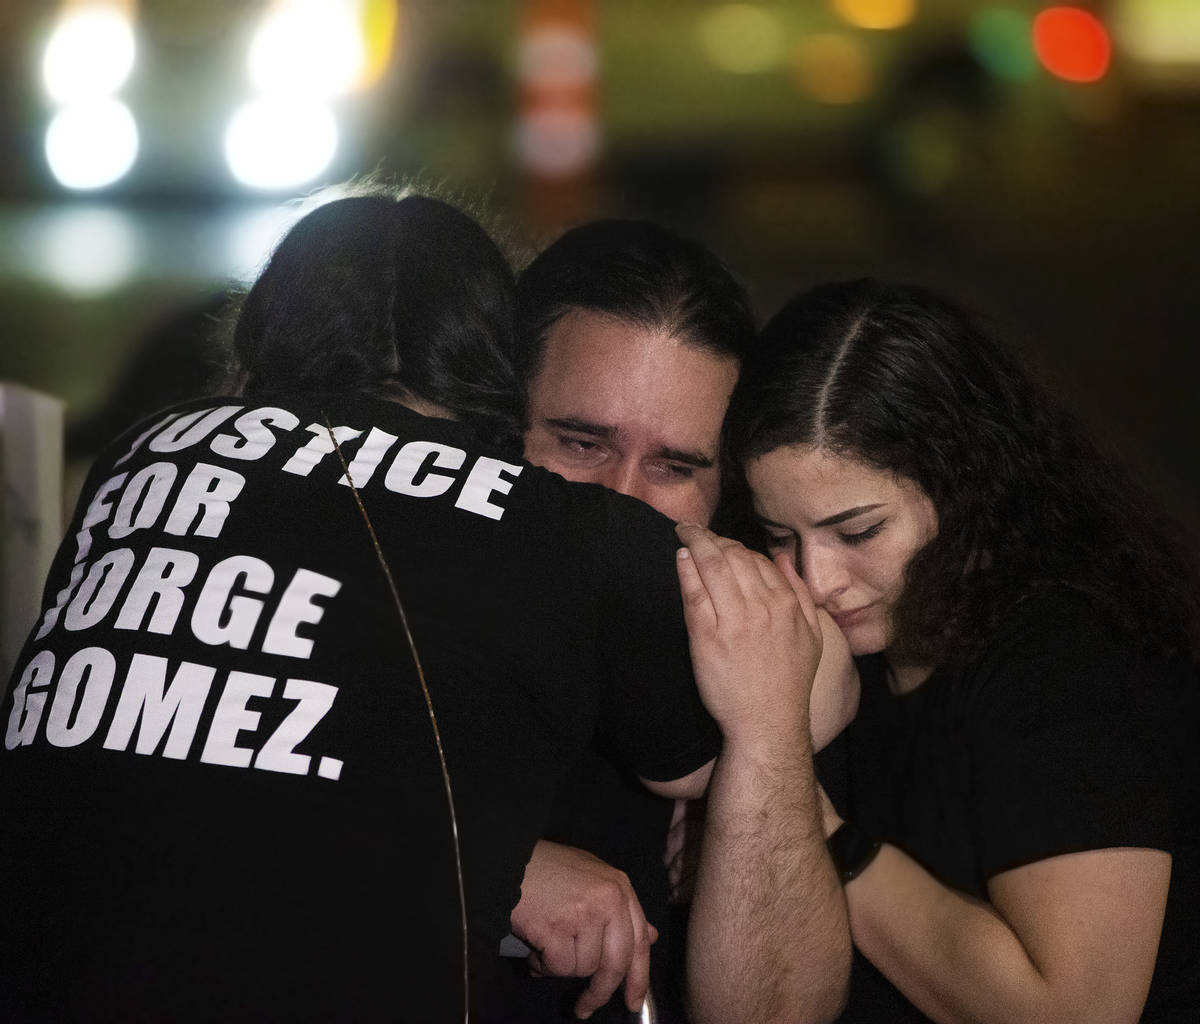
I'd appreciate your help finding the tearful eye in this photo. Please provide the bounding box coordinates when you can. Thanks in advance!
[652,462,695,482]
[557,436,604,461]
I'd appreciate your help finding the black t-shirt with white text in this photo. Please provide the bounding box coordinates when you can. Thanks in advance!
[0,393,719,1022]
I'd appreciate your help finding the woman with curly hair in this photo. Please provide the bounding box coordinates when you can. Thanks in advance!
[716,278,1200,1021]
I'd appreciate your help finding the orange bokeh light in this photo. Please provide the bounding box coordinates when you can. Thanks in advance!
[1033,7,1111,83]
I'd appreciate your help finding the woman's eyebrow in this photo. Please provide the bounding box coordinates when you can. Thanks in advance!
[813,504,885,528]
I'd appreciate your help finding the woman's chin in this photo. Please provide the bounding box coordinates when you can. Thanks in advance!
[841,620,889,658]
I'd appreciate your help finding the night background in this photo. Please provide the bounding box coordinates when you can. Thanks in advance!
[1,0,1197,668]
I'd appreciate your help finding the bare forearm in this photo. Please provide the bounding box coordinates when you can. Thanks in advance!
[687,734,850,1024]
[846,845,1100,1024]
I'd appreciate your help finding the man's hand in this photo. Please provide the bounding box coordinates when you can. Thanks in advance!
[510,840,658,1019]
[674,522,823,749]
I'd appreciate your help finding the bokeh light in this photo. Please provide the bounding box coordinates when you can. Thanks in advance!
[1113,0,1200,71]
[697,4,786,74]
[1033,7,1111,83]
[34,207,139,296]
[791,33,874,105]
[359,0,400,90]
[969,8,1037,81]
[45,100,139,191]
[227,205,306,283]
[519,24,597,90]
[42,4,137,105]
[831,0,917,32]
[248,0,366,98]
[515,106,600,179]
[224,98,339,190]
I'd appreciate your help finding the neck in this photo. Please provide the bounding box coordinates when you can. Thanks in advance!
[884,656,933,695]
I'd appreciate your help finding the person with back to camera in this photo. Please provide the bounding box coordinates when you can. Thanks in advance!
[679,278,1200,1022]
[0,188,824,1021]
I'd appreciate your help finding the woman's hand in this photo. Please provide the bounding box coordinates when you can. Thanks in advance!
[674,522,823,751]
[809,609,860,752]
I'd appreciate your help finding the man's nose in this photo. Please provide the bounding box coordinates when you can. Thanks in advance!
[600,460,650,506]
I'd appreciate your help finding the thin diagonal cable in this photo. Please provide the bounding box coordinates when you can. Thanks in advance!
[323,415,470,1023]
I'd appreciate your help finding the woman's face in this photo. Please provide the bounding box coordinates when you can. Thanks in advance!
[745,444,938,656]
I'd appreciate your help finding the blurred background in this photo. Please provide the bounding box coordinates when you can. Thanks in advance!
[0,0,1197,532]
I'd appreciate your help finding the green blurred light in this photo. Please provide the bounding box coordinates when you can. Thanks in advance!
[969,8,1037,81]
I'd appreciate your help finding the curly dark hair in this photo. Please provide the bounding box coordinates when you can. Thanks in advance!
[724,278,1200,667]
[230,186,523,453]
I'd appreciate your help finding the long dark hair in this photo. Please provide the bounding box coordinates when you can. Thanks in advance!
[514,218,755,386]
[231,189,523,452]
[725,278,1200,666]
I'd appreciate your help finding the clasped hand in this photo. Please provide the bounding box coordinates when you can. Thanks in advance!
[674,522,824,749]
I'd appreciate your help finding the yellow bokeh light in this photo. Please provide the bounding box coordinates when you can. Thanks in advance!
[791,33,874,104]
[697,4,785,74]
[831,0,917,32]
[358,0,399,90]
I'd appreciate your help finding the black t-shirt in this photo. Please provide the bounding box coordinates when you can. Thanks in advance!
[829,589,1200,1022]
[0,393,719,1022]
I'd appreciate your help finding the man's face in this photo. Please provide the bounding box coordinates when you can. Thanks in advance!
[523,309,739,526]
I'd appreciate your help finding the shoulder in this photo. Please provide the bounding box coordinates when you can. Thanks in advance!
[951,584,1191,742]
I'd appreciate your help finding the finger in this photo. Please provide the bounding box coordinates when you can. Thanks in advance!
[675,522,749,612]
[535,933,578,978]
[571,922,606,979]
[574,915,634,1019]
[676,543,717,634]
[774,550,821,636]
[621,910,653,1014]
[747,547,794,598]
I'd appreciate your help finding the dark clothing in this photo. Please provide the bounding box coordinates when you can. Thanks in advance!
[831,589,1200,1022]
[0,394,719,1022]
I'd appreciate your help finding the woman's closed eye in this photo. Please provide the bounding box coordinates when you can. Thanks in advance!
[840,521,885,546]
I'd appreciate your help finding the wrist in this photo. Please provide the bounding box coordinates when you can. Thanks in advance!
[826,820,882,885]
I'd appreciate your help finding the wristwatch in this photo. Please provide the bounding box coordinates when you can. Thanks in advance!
[826,820,882,885]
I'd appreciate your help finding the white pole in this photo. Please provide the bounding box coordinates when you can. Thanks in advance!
[0,382,65,688]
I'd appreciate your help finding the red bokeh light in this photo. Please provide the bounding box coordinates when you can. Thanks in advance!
[1033,7,1111,83]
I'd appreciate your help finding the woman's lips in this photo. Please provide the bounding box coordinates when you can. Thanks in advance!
[830,605,871,629]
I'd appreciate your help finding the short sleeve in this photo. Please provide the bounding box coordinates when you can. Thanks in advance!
[594,492,721,782]
[966,594,1177,880]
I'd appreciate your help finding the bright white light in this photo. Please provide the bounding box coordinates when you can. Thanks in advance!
[248,0,365,98]
[42,5,136,104]
[45,99,139,191]
[35,206,139,296]
[225,98,339,191]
